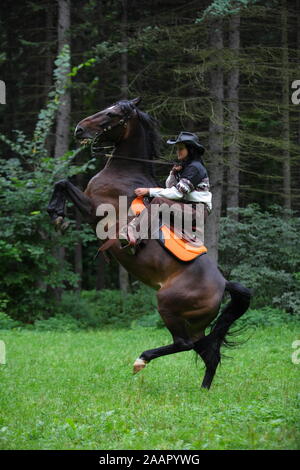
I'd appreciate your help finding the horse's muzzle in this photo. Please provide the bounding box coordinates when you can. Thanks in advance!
[74,125,94,141]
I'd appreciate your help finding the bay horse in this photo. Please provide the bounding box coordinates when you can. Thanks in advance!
[47,97,251,389]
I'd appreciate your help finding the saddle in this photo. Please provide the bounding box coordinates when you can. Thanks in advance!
[130,197,207,262]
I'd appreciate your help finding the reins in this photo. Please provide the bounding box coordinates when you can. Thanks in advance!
[103,153,173,166]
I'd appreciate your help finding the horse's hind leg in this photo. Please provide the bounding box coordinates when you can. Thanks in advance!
[194,281,251,389]
[194,335,221,390]
[134,310,194,373]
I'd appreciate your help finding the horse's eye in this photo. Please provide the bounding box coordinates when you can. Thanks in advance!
[107,112,121,118]
[100,120,110,127]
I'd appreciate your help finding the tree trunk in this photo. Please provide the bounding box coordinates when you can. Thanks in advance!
[294,0,300,213]
[96,255,105,291]
[45,2,54,155]
[55,0,71,159]
[45,3,54,96]
[120,0,128,100]
[226,13,240,220]
[298,0,300,147]
[118,0,130,293]
[74,207,82,291]
[281,0,291,211]
[54,0,71,299]
[205,18,224,263]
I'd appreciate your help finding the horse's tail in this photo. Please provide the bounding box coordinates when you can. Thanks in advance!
[194,280,252,389]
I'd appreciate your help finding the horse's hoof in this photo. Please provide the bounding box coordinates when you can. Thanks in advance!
[54,216,63,230]
[61,221,70,233]
[133,358,147,374]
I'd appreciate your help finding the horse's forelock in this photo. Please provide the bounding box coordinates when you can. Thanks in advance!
[116,100,135,114]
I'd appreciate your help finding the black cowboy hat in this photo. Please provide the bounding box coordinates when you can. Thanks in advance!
[167,131,205,155]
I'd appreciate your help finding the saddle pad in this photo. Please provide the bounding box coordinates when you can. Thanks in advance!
[130,196,146,215]
[158,225,207,262]
[130,197,208,262]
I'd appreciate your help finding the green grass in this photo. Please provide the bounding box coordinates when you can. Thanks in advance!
[0,325,299,450]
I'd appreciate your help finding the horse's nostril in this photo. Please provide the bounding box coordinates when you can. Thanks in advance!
[75,125,84,137]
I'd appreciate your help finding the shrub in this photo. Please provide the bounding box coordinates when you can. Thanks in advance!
[0,312,20,330]
[219,205,300,309]
[133,311,164,328]
[272,291,300,316]
[235,306,298,328]
[33,314,82,331]
[55,287,161,329]
[0,296,20,329]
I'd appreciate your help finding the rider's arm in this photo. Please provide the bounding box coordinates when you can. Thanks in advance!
[150,165,200,199]
[149,186,185,199]
[165,171,177,188]
[149,175,195,199]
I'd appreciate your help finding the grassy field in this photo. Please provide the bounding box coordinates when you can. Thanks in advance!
[0,325,299,450]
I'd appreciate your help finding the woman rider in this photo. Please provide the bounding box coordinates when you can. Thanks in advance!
[121,131,212,247]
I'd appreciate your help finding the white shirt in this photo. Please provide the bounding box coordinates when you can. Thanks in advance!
[149,171,212,211]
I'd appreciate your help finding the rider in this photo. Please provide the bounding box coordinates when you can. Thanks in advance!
[121,131,212,247]
[135,131,211,212]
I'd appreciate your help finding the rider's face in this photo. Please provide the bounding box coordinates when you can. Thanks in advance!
[176,144,188,160]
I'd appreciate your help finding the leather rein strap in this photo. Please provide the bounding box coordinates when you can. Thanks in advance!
[103,154,173,166]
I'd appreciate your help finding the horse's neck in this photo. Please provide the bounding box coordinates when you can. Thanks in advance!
[101,130,158,190]
[89,129,158,210]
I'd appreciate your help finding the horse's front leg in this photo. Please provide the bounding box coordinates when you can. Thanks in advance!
[47,179,95,229]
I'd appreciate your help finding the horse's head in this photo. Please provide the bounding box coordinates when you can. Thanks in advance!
[75,97,141,146]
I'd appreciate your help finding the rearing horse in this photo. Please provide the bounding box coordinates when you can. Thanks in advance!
[47,97,251,389]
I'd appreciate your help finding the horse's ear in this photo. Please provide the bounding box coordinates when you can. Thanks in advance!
[131,97,142,107]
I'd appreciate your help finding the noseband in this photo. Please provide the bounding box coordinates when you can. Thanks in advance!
[91,107,134,154]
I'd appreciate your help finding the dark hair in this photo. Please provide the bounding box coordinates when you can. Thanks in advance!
[185,143,205,165]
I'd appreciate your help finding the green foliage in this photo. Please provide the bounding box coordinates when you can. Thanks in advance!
[0,312,20,330]
[0,152,96,322]
[272,292,300,316]
[54,287,160,329]
[219,205,300,311]
[196,0,268,21]
[0,47,95,322]
[0,286,161,331]
[33,315,82,332]
[68,57,96,77]
[236,306,298,328]
[0,294,20,328]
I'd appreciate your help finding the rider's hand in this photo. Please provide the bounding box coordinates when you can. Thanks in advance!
[172,164,183,173]
[135,188,149,197]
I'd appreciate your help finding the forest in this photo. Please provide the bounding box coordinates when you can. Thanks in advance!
[0,0,300,327]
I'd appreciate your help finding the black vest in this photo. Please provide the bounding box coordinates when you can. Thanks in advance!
[177,160,208,188]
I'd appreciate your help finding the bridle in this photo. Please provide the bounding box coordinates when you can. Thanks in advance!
[91,107,134,155]
[91,106,173,166]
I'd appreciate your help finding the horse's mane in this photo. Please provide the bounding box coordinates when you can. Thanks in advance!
[136,109,161,159]
[117,100,161,159]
